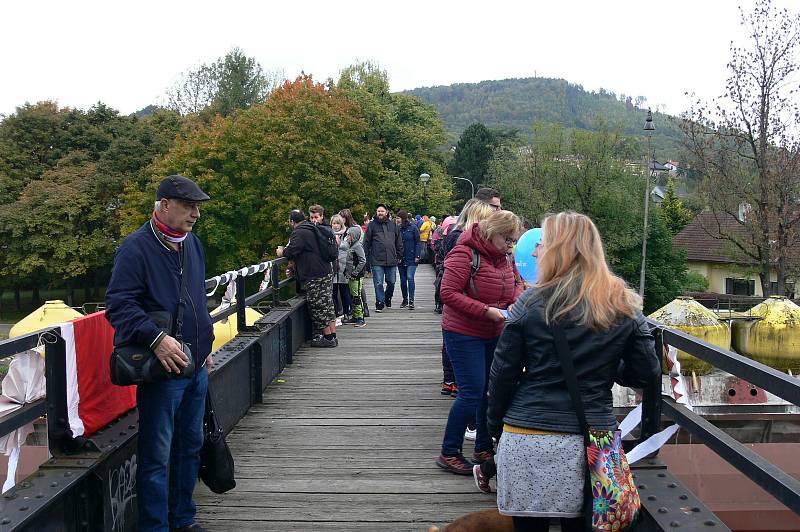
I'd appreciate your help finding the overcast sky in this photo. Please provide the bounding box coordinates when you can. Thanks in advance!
[1,0,795,118]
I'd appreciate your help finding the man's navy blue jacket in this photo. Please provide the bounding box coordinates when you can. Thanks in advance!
[105,221,213,364]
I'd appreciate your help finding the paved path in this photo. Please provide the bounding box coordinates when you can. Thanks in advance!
[195,266,497,530]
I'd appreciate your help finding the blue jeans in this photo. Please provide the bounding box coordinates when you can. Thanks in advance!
[441,330,497,455]
[136,367,208,531]
[371,265,396,303]
[398,264,417,302]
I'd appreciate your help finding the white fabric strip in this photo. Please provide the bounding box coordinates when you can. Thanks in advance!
[60,322,85,438]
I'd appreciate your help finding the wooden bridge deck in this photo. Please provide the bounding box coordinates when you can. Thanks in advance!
[195,266,497,531]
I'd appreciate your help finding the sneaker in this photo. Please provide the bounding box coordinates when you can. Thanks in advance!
[346,316,360,324]
[400,300,408,308]
[472,449,494,464]
[354,318,367,328]
[464,427,477,441]
[335,317,342,326]
[375,301,384,312]
[450,384,458,398]
[440,382,455,396]
[385,299,392,308]
[473,464,492,494]
[434,303,443,314]
[408,301,415,310]
[435,453,473,475]
[310,336,337,348]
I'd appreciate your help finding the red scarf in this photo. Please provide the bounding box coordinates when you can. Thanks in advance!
[152,212,187,241]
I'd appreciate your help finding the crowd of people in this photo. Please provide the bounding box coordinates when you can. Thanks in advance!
[105,174,660,531]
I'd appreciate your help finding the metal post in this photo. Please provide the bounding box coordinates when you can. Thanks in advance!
[639,152,651,298]
[45,331,71,453]
[271,260,280,308]
[640,327,664,444]
[236,274,248,333]
[452,176,475,198]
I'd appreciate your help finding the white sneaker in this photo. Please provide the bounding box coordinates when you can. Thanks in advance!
[465,428,477,441]
[335,317,343,326]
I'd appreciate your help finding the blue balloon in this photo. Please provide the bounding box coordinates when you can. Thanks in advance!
[514,228,542,283]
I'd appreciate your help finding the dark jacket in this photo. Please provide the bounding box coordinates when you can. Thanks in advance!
[440,223,523,339]
[486,288,660,437]
[283,221,333,283]
[364,217,403,267]
[435,227,463,274]
[399,223,422,266]
[105,220,214,364]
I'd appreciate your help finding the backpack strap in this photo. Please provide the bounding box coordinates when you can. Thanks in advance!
[466,248,481,299]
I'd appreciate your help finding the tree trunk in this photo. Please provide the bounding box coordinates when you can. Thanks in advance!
[760,271,771,298]
[14,287,20,311]
[66,280,74,307]
[31,285,40,306]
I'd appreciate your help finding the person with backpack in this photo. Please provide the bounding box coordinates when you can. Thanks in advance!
[435,209,524,475]
[436,200,495,397]
[338,209,367,327]
[363,203,403,312]
[278,208,338,348]
[397,209,422,309]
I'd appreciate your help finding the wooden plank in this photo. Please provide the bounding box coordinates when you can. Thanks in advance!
[195,268,494,530]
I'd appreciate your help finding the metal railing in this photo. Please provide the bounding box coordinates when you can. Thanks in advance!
[643,319,800,516]
[0,256,307,531]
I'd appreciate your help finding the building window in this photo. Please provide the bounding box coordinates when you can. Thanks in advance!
[725,278,755,296]
[770,281,796,298]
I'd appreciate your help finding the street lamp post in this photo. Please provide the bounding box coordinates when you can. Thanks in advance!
[639,109,656,299]
[451,176,474,198]
[419,173,430,213]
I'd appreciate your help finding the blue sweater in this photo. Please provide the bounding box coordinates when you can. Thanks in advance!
[399,223,422,266]
[105,221,213,363]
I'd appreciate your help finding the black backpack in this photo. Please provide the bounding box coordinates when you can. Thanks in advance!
[313,223,339,263]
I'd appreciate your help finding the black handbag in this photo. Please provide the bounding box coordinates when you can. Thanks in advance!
[110,243,196,385]
[199,389,236,493]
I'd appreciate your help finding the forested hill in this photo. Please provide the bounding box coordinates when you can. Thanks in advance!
[402,77,685,159]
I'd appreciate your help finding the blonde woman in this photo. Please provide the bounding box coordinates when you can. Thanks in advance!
[436,210,524,474]
[486,212,659,531]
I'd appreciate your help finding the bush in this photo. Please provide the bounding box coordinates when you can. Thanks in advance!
[682,271,709,293]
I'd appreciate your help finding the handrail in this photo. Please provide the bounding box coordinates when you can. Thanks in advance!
[643,317,800,517]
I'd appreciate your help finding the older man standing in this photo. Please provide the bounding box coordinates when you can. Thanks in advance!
[364,203,403,312]
[106,175,213,532]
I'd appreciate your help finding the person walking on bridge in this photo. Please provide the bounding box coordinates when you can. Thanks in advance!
[106,174,213,532]
[397,209,422,309]
[364,203,403,312]
[436,209,524,475]
[486,212,659,530]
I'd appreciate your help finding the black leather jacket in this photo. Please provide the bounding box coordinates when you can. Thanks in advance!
[487,288,660,437]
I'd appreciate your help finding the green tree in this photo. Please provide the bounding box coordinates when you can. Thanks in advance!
[659,176,692,234]
[165,47,283,117]
[337,61,451,215]
[448,123,498,200]
[488,123,687,312]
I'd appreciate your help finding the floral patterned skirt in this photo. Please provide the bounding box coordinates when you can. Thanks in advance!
[496,431,585,517]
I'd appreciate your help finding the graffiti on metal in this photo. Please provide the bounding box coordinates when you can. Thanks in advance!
[108,454,137,531]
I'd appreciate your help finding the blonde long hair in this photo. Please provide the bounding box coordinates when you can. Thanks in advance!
[456,198,495,231]
[535,211,641,331]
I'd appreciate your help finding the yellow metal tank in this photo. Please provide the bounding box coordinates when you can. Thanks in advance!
[648,296,731,375]
[211,303,263,351]
[732,296,800,372]
[9,300,83,338]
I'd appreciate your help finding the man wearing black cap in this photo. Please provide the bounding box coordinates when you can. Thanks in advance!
[106,174,213,532]
[364,203,403,311]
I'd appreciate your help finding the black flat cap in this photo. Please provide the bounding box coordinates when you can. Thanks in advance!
[156,175,211,202]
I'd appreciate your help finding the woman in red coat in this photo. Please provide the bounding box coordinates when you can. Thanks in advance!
[436,210,524,474]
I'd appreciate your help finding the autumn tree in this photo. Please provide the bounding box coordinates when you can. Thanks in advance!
[124,75,383,274]
[682,0,800,296]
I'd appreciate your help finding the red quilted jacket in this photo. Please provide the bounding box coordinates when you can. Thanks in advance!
[441,223,523,338]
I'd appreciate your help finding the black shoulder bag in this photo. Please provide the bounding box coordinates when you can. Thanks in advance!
[199,389,236,493]
[110,243,196,386]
